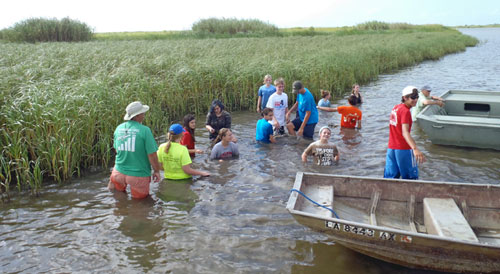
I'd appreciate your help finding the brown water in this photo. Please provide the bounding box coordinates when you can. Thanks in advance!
[1,28,500,274]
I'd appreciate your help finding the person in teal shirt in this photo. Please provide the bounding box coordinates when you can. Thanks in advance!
[157,124,210,180]
[109,101,161,199]
[256,108,276,144]
[286,81,319,139]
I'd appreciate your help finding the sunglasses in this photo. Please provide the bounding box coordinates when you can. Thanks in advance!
[410,94,419,100]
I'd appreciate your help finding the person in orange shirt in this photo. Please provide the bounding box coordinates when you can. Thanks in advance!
[317,95,362,129]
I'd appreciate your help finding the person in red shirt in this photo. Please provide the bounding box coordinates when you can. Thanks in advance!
[317,95,362,129]
[384,86,426,179]
[180,114,203,157]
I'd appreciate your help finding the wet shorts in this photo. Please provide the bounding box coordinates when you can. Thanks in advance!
[383,149,419,179]
[110,168,151,199]
[291,117,316,139]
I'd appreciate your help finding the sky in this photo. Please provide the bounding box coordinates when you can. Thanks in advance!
[1,0,499,33]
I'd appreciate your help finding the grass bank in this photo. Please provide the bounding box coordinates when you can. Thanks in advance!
[0,28,477,197]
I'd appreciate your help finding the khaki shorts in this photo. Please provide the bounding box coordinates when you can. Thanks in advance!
[110,168,151,199]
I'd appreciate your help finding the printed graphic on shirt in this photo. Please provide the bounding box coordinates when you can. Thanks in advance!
[315,147,336,166]
[344,113,360,125]
[274,100,285,108]
[220,151,233,158]
[115,128,139,152]
[389,109,398,126]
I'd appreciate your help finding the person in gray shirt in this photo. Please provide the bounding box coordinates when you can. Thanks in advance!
[210,128,239,161]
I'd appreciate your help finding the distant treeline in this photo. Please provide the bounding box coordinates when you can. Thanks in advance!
[454,23,500,28]
[93,20,454,41]
[192,17,279,35]
[0,17,459,43]
[0,17,93,43]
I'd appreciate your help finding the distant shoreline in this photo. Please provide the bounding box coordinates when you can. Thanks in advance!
[453,24,500,28]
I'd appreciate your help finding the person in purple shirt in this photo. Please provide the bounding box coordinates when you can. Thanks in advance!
[256,74,276,113]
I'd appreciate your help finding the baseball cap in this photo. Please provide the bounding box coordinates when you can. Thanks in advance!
[292,81,304,93]
[169,124,186,135]
[421,85,432,92]
[402,86,418,96]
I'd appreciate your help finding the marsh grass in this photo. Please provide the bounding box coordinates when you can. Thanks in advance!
[0,17,93,43]
[93,23,453,41]
[0,29,478,195]
[192,18,279,35]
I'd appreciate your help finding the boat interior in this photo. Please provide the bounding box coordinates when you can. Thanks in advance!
[422,90,500,121]
[294,174,500,246]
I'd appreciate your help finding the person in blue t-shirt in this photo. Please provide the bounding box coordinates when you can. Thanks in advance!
[256,108,276,144]
[256,74,276,113]
[286,81,319,139]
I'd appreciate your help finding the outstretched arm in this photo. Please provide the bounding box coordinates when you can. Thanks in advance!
[286,102,298,121]
[402,123,425,164]
[297,111,311,137]
[182,164,210,176]
[317,106,337,112]
[301,151,308,162]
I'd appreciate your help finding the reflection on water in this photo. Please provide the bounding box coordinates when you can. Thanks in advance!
[157,179,198,212]
[1,28,500,273]
[291,241,440,274]
[339,127,362,147]
[113,194,161,272]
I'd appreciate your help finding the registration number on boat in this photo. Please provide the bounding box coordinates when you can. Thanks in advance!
[325,221,413,243]
[325,221,375,237]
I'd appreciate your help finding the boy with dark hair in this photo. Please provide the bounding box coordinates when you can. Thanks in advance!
[384,86,426,179]
[317,95,362,129]
[256,108,276,143]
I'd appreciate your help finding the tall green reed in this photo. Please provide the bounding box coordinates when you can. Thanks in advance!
[0,29,478,195]
[0,17,93,43]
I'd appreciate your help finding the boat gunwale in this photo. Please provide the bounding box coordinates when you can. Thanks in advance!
[287,172,500,249]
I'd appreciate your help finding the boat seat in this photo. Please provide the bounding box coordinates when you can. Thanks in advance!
[423,198,478,242]
[302,184,334,218]
[434,115,500,126]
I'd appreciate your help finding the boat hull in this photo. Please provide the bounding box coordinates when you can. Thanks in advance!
[287,172,500,273]
[416,90,500,150]
[291,213,500,273]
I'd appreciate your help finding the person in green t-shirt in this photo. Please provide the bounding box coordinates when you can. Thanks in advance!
[109,101,162,199]
[157,124,210,180]
[411,85,445,121]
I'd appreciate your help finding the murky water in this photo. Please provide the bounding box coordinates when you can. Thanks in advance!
[2,28,500,274]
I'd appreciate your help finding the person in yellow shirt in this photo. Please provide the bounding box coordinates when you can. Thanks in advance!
[157,124,210,179]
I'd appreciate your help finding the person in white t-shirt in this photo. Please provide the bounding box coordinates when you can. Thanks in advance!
[266,77,289,135]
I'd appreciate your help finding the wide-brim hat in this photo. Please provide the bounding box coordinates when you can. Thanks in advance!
[124,101,150,120]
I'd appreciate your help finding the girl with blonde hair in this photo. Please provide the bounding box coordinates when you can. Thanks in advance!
[157,124,210,179]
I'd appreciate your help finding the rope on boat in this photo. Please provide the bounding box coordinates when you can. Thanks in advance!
[290,189,340,219]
